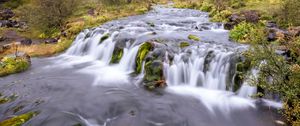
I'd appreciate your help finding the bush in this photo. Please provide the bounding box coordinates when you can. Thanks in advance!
[229,22,266,44]
[211,9,232,22]
[276,0,300,27]
[18,0,81,35]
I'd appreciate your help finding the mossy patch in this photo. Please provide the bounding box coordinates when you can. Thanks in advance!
[0,111,39,126]
[135,42,153,73]
[180,42,190,48]
[188,35,200,41]
[0,56,30,77]
[110,47,123,64]
[99,33,110,43]
[144,60,166,90]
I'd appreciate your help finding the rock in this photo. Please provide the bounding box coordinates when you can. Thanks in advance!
[44,38,58,44]
[224,22,236,30]
[267,28,290,42]
[267,32,277,41]
[20,38,32,45]
[110,46,123,64]
[288,26,300,37]
[144,60,166,90]
[135,42,154,73]
[240,10,260,23]
[0,9,15,20]
[180,42,190,48]
[229,13,244,24]
[266,21,277,28]
[188,34,200,41]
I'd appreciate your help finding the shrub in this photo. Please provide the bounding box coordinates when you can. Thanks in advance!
[18,0,81,35]
[211,10,232,22]
[276,0,300,27]
[229,22,266,44]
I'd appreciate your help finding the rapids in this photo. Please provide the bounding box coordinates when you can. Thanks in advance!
[0,4,282,126]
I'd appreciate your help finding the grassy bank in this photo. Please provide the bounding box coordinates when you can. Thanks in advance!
[1,0,168,57]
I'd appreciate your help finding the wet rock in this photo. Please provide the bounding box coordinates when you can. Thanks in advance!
[144,60,166,90]
[110,46,123,64]
[224,22,235,30]
[44,38,58,44]
[0,35,7,41]
[203,51,215,73]
[99,33,110,43]
[20,38,32,45]
[229,13,244,24]
[135,42,154,73]
[266,21,277,28]
[240,10,260,23]
[0,9,15,20]
[188,35,200,41]
[180,42,190,48]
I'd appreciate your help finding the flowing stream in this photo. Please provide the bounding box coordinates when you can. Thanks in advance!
[0,5,282,126]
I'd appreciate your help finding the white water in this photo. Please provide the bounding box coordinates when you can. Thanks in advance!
[49,5,282,124]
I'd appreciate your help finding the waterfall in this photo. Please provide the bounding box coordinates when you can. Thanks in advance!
[164,45,236,91]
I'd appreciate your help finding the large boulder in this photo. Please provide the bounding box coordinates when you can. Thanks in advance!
[0,9,15,20]
[240,10,260,23]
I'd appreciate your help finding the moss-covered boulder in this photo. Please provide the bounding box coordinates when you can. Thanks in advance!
[188,35,200,41]
[144,60,166,90]
[0,111,39,126]
[99,33,110,44]
[110,47,123,64]
[0,52,31,77]
[135,42,154,73]
[180,42,190,48]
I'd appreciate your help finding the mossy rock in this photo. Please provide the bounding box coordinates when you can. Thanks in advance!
[188,35,200,41]
[0,54,31,77]
[144,60,166,90]
[233,58,252,92]
[135,42,153,73]
[110,47,123,64]
[99,33,110,44]
[180,42,190,48]
[0,111,39,126]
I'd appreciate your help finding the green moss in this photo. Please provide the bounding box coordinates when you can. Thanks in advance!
[188,35,200,41]
[110,47,123,64]
[0,111,39,126]
[144,60,165,90]
[0,57,30,77]
[135,42,153,73]
[99,33,110,43]
[180,42,190,48]
[135,7,148,14]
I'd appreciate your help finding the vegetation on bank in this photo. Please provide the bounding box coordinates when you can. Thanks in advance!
[0,0,168,57]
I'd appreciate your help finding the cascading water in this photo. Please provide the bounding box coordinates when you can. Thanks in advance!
[33,4,282,126]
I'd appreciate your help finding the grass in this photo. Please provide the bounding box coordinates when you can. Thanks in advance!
[0,0,168,58]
